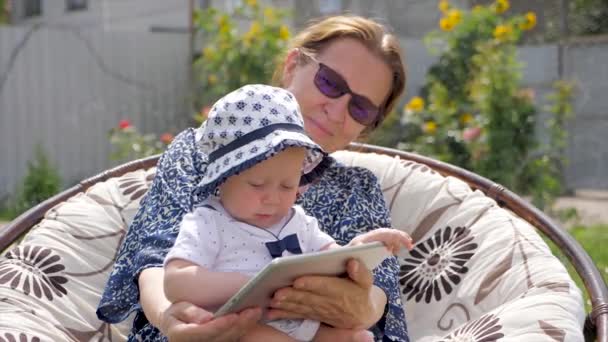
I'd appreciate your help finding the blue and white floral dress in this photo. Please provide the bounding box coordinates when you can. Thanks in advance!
[96,128,410,342]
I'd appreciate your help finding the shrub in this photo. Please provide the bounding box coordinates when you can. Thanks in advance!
[108,119,174,161]
[192,0,291,122]
[370,0,573,209]
[1,145,62,218]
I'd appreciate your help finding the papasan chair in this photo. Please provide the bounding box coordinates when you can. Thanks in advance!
[0,142,606,341]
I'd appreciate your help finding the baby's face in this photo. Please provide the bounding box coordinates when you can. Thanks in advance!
[219,147,306,228]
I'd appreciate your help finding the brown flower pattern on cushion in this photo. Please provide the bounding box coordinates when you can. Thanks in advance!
[400,226,478,303]
[117,171,155,201]
[439,313,504,341]
[0,246,68,301]
[0,332,41,342]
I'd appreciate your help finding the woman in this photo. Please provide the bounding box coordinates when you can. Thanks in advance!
[97,14,408,341]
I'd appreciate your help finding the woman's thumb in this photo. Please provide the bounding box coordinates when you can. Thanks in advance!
[346,259,373,289]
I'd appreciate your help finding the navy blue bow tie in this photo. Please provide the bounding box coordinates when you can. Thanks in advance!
[265,234,303,259]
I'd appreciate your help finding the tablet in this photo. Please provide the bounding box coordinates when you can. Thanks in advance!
[213,241,392,317]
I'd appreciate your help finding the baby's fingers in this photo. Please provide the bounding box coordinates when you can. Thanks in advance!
[373,229,414,254]
[352,228,414,253]
[397,231,414,251]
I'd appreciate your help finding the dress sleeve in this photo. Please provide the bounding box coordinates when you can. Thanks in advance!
[299,162,410,342]
[97,128,207,324]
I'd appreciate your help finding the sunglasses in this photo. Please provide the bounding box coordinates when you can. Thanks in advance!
[301,51,382,126]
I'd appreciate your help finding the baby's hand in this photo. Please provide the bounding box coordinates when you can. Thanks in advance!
[348,228,414,255]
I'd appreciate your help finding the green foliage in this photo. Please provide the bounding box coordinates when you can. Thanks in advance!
[0,0,7,25]
[108,120,173,162]
[525,80,576,209]
[0,207,15,221]
[19,145,61,208]
[192,0,291,118]
[1,145,62,219]
[569,0,608,36]
[545,224,608,312]
[371,1,573,210]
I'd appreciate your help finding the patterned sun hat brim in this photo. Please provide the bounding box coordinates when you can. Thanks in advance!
[196,128,328,200]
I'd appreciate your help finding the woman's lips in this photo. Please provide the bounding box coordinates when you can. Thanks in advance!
[305,117,333,137]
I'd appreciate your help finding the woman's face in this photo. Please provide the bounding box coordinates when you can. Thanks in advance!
[283,38,393,152]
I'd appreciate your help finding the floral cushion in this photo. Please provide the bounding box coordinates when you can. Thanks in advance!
[0,151,585,341]
[333,150,585,341]
[0,169,154,341]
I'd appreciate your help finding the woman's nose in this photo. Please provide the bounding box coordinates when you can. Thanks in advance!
[325,94,351,123]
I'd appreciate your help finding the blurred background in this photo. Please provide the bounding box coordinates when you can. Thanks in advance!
[0,1,606,234]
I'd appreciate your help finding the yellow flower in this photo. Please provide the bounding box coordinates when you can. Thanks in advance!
[248,21,261,36]
[447,9,462,25]
[495,0,509,14]
[405,96,425,112]
[203,47,215,60]
[217,15,228,27]
[216,15,230,34]
[246,0,257,7]
[207,74,218,85]
[459,113,474,124]
[264,7,276,21]
[439,17,455,32]
[520,12,537,30]
[279,25,290,40]
[243,21,261,43]
[493,24,513,41]
[438,0,450,13]
[423,121,438,134]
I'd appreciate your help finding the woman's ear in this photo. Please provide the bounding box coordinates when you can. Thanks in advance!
[282,49,300,87]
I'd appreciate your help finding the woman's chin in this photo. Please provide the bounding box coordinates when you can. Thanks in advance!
[306,126,334,150]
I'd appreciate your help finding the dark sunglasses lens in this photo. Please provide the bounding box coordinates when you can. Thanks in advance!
[314,65,345,98]
[349,97,379,126]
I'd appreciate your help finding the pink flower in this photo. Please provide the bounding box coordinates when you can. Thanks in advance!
[118,119,131,130]
[463,127,481,142]
[201,106,212,118]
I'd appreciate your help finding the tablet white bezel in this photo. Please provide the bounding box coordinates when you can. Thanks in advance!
[214,241,391,317]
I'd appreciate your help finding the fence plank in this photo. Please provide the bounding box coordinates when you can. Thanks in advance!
[0,27,190,199]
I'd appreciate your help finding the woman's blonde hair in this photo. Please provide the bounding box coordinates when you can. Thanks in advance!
[272,15,406,130]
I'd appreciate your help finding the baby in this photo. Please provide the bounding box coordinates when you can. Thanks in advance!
[163,84,412,341]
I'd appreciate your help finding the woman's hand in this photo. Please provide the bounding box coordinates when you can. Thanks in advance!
[139,267,261,341]
[266,259,384,329]
[159,301,262,342]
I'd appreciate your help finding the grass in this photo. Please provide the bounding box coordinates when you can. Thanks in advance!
[0,205,19,222]
[0,209,15,222]
[545,224,608,312]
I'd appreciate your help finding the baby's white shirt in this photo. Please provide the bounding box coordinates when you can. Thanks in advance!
[165,197,336,276]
